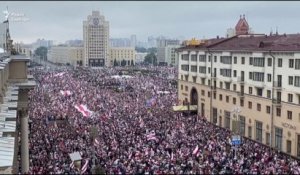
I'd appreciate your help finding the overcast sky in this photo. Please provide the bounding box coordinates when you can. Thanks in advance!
[1,1,300,44]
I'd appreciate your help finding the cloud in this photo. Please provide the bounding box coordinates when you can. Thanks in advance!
[1,1,300,44]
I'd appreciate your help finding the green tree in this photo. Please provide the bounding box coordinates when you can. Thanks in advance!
[147,47,157,53]
[131,60,134,66]
[113,59,118,67]
[34,46,48,60]
[135,47,147,53]
[121,59,126,67]
[144,52,157,65]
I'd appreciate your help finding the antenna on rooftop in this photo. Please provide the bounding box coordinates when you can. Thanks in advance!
[276,26,278,35]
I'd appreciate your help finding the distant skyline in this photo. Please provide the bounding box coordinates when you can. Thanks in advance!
[2,1,300,44]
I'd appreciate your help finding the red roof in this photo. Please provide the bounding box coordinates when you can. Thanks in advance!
[235,15,249,35]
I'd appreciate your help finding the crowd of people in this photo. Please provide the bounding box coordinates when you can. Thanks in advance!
[27,65,300,174]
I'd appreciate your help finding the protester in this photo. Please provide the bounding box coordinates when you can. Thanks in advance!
[27,66,300,174]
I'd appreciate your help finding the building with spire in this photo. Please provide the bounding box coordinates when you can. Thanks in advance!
[226,14,253,38]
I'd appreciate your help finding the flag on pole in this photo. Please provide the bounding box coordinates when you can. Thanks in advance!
[81,159,89,174]
[94,138,100,147]
[75,104,93,117]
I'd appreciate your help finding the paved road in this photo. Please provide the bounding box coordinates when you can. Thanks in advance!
[31,56,62,70]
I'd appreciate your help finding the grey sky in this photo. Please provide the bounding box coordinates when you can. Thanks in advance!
[1,1,300,44]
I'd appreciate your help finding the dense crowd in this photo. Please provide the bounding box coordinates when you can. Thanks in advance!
[27,66,300,174]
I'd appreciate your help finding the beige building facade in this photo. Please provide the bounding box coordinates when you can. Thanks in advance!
[177,34,300,158]
[0,55,35,174]
[83,11,109,67]
[48,46,84,66]
[110,47,136,66]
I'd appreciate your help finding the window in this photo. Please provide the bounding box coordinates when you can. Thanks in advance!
[288,94,293,103]
[208,80,211,86]
[213,92,216,99]
[240,99,244,107]
[257,103,261,111]
[253,72,264,82]
[249,72,253,79]
[224,111,231,129]
[289,59,294,68]
[220,69,232,77]
[208,91,211,97]
[219,94,223,101]
[287,140,292,154]
[225,82,230,90]
[253,57,265,67]
[256,121,263,142]
[289,76,294,85]
[199,55,206,62]
[241,57,245,64]
[208,67,211,74]
[181,65,189,71]
[191,66,197,72]
[275,127,283,151]
[220,56,232,64]
[199,66,206,74]
[192,76,196,83]
[181,85,183,90]
[226,96,229,103]
[185,86,188,91]
[278,58,282,67]
[185,75,189,81]
[214,56,217,62]
[295,76,300,87]
[201,90,205,96]
[267,74,272,82]
[201,78,205,85]
[295,59,300,69]
[267,90,271,98]
[220,82,223,89]
[233,70,237,77]
[250,57,253,65]
[191,54,197,61]
[266,106,271,114]
[239,115,245,136]
[233,84,237,91]
[233,97,236,104]
[248,126,252,139]
[181,54,189,61]
[288,111,293,120]
[248,101,252,109]
[276,108,281,117]
[257,88,263,96]
[249,87,253,94]
[234,57,237,64]
[268,58,272,67]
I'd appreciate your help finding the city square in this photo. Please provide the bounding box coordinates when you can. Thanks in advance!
[1,1,300,174]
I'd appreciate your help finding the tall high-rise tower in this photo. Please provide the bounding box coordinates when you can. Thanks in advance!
[83,11,109,67]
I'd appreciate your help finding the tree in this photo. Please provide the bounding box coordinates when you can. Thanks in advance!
[147,47,157,53]
[131,60,134,66]
[113,59,118,67]
[135,47,147,53]
[34,46,48,60]
[144,52,157,65]
[121,59,126,67]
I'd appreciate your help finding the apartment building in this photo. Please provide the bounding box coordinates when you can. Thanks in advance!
[157,39,181,66]
[177,33,300,158]
[47,46,84,66]
[83,11,109,67]
[110,47,136,66]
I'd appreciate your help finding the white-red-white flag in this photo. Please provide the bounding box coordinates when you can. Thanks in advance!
[60,90,72,96]
[81,159,89,174]
[94,138,100,146]
[75,104,93,117]
[53,72,65,77]
[193,145,199,155]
